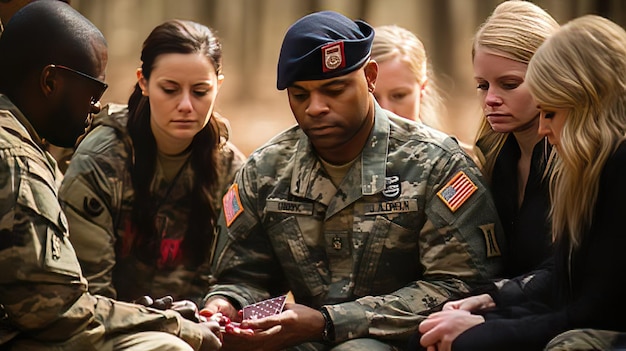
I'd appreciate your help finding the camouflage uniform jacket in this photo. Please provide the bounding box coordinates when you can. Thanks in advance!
[59,103,246,305]
[0,95,207,349]
[208,103,506,343]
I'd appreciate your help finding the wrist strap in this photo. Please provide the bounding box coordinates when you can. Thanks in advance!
[320,307,335,343]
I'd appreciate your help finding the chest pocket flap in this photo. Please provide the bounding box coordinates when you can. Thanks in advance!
[16,160,81,278]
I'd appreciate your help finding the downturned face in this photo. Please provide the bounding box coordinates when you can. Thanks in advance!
[46,38,108,147]
[474,49,539,135]
[373,56,422,121]
[537,108,567,148]
[286,62,377,164]
[139,52,222,155]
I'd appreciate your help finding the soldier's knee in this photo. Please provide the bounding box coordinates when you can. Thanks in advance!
[329,338,398,351]
[545,329,614,351]
[111,331,195,351]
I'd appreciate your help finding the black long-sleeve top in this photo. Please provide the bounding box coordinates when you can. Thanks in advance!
[452,141,626,350]
[488,135,553,277]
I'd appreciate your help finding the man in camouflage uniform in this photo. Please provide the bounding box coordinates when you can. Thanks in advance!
[203,11,505,350]
[0,1,220,350]
[546,329,626,351]
[0,0,75,173]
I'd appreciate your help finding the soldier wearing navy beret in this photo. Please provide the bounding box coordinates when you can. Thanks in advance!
[204,10,505,350]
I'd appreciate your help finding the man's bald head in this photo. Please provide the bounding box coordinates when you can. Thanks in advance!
[0,0,106,92]
[0,0,107,147]
[0,0,70,26]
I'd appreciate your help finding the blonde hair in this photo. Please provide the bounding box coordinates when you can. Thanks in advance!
[526,15,626,248]
[472,0,559,178]
[372,24,444,130]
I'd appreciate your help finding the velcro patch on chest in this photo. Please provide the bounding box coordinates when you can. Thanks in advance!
[223,183,244,227]
[437,171,477,212]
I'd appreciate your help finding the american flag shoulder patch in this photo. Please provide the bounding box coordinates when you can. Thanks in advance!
[437,171,478,212]
[242,294,287,320]
[222,183,244,227]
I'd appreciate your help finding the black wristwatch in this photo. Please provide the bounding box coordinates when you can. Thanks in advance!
[320,307,335,343]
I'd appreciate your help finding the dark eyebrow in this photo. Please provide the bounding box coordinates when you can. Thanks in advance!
[291,77,351,91]
[321,78,350,88]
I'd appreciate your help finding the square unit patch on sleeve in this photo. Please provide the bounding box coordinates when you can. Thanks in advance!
[223,183,244,227]
[437,171,477,212]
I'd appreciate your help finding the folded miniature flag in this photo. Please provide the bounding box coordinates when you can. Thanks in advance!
[242,294,287,320]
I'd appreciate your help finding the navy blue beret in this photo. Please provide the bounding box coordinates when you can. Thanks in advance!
[277,11,374,90]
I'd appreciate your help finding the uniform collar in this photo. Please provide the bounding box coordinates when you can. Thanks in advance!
[0,94,47,150]
[0,94,59,174]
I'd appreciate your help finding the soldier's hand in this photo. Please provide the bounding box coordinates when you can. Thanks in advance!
[419,309,485,351]
[221,303,318,350]
[134,295,203,322]
[198,319,223,351]
[441,293,494,312]
[202,296,240,322]
[171,299,203,322]
[133,295,156,307]
[218,325,281,351]
[133,295,174,309]
[151,295,174,309]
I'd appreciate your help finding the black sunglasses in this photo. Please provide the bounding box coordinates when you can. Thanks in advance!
[52,64,108,105]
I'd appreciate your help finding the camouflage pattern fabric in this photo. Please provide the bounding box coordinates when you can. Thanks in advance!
[207,103,505,347]
[545,329,626,351]
[58,104,246,305]
[0,95,206,349]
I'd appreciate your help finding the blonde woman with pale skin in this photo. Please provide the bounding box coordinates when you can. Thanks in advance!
[371,25,443,130]
[408,2,559,348]
[372,25,481,159]
[469,1,559,279]
[418,14,626,351]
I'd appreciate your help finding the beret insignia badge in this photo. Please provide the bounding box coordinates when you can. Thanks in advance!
[322,41,346,72]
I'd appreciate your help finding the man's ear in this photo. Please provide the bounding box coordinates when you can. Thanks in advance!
[364,60,378,92]
[40,64,59,98]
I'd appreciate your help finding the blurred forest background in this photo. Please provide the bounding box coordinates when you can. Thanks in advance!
[70,0,626,156]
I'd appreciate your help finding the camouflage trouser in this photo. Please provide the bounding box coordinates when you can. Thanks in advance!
[286,338,403,351]
[545,329,626,351]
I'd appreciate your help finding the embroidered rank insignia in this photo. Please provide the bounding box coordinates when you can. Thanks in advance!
[479,223,502,257]
[437,171,477,212]
[322,41,345,72]
[223,183,244,227]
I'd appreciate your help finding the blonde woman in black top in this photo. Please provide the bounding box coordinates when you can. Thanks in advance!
[419,14,626,351]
